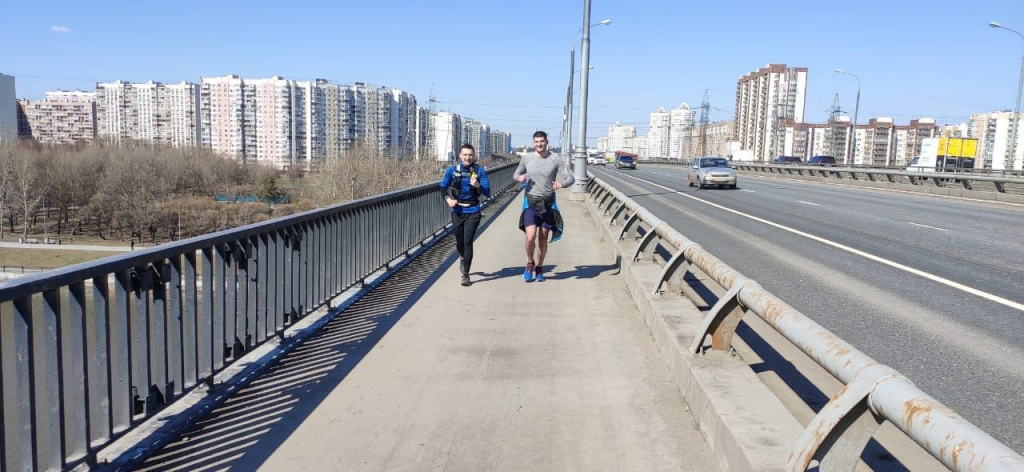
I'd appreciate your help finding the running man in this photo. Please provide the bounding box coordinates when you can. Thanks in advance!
[514,131,574,282]
[440,144,491,286]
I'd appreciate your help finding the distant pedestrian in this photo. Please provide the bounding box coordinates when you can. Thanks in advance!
[130,240,135,251]
[514,131,574,282]
[440,144,491,286]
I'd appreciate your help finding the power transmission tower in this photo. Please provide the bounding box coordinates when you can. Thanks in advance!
[826,93,845,158]
[698,89,711,157]
[422,85,437,161]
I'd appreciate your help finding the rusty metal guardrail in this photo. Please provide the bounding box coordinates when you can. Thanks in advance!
[0,163,517,471]
[733,163,1024,194]
[587,175,1024,471]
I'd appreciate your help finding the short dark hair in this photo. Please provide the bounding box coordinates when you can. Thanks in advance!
[460,143,475,152]
[532,131,548,140]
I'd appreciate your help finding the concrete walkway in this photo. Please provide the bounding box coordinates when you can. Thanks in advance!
[140,191,717,472]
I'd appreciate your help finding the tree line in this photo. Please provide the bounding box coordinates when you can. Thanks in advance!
[0,141,486,245]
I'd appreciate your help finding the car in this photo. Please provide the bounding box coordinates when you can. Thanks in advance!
[773,155,803,165]
[587,155,605,166]
[615,155,636,169]
[688,157,737,189]
[807,155,837,166]
[905,156,936,174]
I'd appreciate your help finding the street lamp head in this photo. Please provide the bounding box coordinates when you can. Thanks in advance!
[599,19,612,25]
[989,21,1002,28]
[834,68,843,74]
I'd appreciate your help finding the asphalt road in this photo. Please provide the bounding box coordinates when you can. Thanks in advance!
[591,164,1024,451]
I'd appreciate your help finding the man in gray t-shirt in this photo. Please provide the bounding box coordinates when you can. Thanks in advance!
[513,131,574,282]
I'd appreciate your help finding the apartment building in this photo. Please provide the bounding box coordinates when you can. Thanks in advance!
[17,99,97,145]
[669,103,695,159]
[606,121,637,152]
[735,64,808,161]
[647,107,670,158]
[44,90,96,103]
[96,80,200,147]
[432,111,462,161]
[489,130,511,156]
[970,111,1023,170]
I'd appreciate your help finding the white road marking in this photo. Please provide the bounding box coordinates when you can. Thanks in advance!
[797,200,819,206]
[907,222,950,232]
[609,171,1024,313]
[741,189,755,193]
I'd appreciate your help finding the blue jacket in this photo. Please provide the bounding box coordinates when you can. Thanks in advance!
[440,163,491,214]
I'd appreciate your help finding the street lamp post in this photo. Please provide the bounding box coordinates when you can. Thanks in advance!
[990,21,1024,171]
[571,4,610,194]
[835,69,861,165]
[565,18,610,164]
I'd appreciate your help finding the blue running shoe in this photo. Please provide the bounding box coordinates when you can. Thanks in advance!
[523,263,535,282]
[534,267,546,282]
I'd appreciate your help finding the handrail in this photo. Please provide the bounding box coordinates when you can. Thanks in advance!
[587,175,1024,471]
[0,163,518,471]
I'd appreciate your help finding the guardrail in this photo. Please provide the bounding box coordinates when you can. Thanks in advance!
[637,158,691,166]
[587,176,1024,471]
[0,163,517,471]
[732,163,1024,195]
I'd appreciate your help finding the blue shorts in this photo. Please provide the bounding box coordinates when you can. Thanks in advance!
[522,208,556,229]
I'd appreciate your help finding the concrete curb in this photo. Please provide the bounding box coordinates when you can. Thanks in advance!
[581,198,804,472]
[736,169,1024,204]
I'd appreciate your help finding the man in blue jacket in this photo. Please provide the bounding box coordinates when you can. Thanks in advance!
[440,144,491,286]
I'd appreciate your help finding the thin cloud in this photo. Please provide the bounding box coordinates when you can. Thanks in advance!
[50,26,72,33]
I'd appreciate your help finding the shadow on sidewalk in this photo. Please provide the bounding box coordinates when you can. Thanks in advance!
[547,255,620,280]
[134,191,520,472]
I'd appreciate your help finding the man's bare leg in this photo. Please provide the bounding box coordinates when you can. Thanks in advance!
[524,224,538,264]
[537,227,550,268]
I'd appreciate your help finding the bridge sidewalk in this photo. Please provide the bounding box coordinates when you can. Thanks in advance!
[140,191,717,471]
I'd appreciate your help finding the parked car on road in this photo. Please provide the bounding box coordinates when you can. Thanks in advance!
[615,154,636,169]
[773,155,803,164]
[807,155,837,166]
[688,157,737,189]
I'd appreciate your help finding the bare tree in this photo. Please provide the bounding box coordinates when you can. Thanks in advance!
[11,151,49,240]
[0,143,14,240]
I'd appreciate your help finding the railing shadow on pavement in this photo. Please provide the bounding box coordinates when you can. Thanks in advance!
[133,191,521,472]
[546,255,621,280]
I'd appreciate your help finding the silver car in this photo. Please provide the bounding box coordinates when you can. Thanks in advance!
[688,157,737,189]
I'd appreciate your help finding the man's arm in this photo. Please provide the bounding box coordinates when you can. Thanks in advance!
[477,166,491,197]
[557,155,575,188]
[439,167,457,207]
[513,154,529,181]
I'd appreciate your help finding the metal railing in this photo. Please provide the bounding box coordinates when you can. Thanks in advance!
[733,163,1024,194]
[587,176,1024,471]
[0,163,517,471]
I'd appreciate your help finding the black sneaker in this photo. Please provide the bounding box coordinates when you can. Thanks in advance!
[461,274,472,286]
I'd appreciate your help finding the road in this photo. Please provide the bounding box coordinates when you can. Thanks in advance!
[591,164,1024,451]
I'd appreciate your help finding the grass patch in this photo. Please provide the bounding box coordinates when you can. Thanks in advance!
[0,248,118,270]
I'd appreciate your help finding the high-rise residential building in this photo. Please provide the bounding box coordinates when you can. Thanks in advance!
[0,73,17,142]
[892,118,937,166]
[596,136,609,152]
[462,118,491,158]
[45,90,96,103]
[939,122,972,138]
[606,121,636,152]
[735,64,808,161]
[200,74,247,159]
[17,99,97,145]
[679,120,736,159]
[647,107,670,158]
[432,111,462,161]
[96,80,200,147]
[970,111,1023,170]
[489,130,511,156]
[669,103,695,159]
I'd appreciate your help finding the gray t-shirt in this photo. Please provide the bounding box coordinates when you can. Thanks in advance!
[513,151,576,198]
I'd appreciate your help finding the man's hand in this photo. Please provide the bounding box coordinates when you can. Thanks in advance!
[445,197,458,208]
[552,181,564,190]
[470,175,481,188]
[516,174,527,183]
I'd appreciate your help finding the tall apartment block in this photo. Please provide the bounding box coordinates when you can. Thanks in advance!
[462,119,491,158]
[45,90,96,103]
[669,103,695,159]
[735,64,808,161]
[17,99,97,145]
[647,107,670,158]
[970,111,1023,170]
[0,74,17,142]
[489,130,511,156]
[96,80,200,147]
[431,111,462,162]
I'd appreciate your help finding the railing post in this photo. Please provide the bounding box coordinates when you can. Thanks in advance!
[690,282,748,354]
[787,365,894,471]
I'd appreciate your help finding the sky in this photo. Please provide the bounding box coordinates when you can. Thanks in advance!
[2,0,1023,148]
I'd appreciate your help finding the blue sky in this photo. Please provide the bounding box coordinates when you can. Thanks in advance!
[2,0,1022,147]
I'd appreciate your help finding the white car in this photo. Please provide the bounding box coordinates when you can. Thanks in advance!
[905,156,936,174]
[587,156,604,166]
[688,157,737,189]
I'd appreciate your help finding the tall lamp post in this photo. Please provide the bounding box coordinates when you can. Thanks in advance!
[564,18,610,161]
[835,69,861,165]
[990,21,1024,171]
